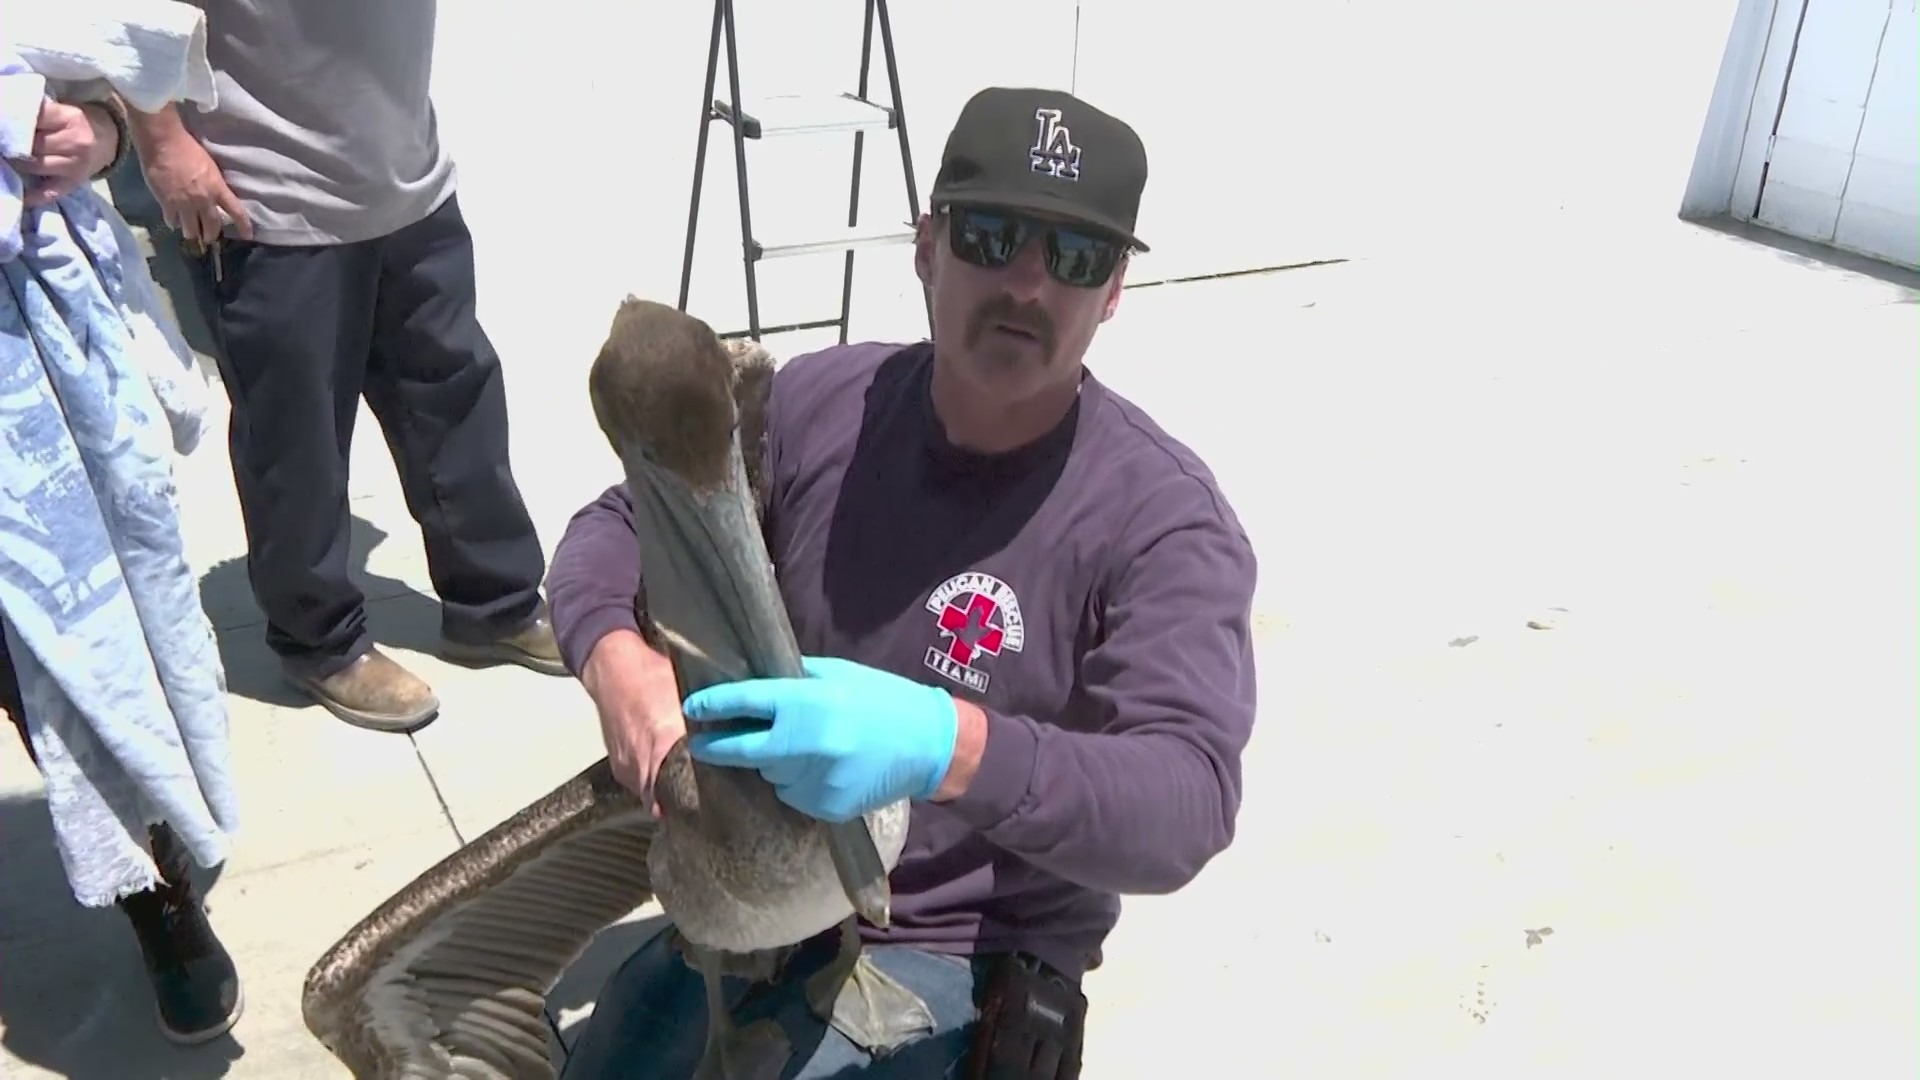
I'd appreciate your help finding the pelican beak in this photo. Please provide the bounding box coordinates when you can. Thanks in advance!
[615,436,893,927]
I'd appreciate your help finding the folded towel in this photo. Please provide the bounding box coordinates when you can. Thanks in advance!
[0,5,237,908]
[0,47,48,262]
[6,2,218,456]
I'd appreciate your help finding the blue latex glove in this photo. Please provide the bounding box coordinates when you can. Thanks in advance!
[682,656,960,823]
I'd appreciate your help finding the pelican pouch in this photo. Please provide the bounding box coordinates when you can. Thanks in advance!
[964,952,1087,1080]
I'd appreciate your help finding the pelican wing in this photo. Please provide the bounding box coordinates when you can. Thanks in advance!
[302,760,652,1079]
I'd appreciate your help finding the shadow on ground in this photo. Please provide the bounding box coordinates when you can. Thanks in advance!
[198,514,442,708]
[1692,214,1920,295]
[0,797,244,1079]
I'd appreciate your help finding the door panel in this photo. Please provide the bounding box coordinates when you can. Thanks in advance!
[1755,0,1889,241]
[1832,0,1919,267]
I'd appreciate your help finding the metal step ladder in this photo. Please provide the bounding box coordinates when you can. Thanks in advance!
[675,0,934,343]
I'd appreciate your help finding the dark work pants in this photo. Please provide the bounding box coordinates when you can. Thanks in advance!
[185,194,546,678]
[562,929,983,1078]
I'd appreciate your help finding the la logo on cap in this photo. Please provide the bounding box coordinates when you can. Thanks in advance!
[1029,108,1081,181]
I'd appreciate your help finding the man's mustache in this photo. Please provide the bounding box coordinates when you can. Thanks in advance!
[968,295,1055,353]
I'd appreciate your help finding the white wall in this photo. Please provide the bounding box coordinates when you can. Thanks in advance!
[431,0,1077,355]
[426,0,1779,348]
[1075,0,1766,285]
[1073,2,1367,283]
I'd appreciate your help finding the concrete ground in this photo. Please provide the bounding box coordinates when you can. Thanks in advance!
[1,196,1915,1078]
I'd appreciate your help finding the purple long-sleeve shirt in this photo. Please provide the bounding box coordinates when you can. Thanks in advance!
[547,341,1258,979]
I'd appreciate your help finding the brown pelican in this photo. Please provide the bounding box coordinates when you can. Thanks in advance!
[301,299,927,1078]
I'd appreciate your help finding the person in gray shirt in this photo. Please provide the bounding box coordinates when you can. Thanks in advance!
[123,0,563,733]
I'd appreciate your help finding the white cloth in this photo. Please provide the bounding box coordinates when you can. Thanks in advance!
[0,4,238,908]
[9,1,220,457]
[0,46,48,262]
[103,201,214,456]
[9,1,217,114]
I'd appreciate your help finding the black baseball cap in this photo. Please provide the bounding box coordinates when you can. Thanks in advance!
[930,87,1150,253]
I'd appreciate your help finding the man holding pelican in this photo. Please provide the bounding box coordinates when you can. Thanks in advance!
[548,86,1260,1078]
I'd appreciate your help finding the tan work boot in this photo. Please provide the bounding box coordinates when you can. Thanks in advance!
[440,601,569,677]
[288,648,440,732]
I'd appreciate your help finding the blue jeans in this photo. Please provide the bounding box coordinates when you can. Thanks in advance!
[561,929,984,1079]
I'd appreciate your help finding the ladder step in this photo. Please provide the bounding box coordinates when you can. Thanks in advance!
[714,93,896,139]
[753,223,915,260]
[717,317,844,341]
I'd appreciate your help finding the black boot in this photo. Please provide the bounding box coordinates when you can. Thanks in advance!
[115,823,244,1045]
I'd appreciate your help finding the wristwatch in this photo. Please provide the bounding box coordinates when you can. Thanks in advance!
[84,96,131,181]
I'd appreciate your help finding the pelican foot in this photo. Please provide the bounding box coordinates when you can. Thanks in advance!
[802,922,934,1056]
[693,1017,792,1080]
[687,940,794,1080]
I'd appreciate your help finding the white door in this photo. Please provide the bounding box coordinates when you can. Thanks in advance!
[1832,0,1919,265]
[1732,0,1920,268]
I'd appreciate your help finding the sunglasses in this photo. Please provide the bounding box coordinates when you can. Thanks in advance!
[944,207,1126,289]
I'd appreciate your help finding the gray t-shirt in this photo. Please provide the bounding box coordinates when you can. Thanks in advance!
[180,0,456,246]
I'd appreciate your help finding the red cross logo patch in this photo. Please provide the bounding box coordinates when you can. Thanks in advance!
[938,592,1005,665]
[923,571,1025,694]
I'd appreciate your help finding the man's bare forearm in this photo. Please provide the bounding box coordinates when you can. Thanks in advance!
[580,629,677,705]
[121,98,188,149]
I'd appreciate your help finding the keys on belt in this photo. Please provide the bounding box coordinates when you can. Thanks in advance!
[181,236,223,284]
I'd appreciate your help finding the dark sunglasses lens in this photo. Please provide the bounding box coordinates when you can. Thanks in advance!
[949,208,1122,286]
[952,210,1026,267]
[1047,228,1121,287]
